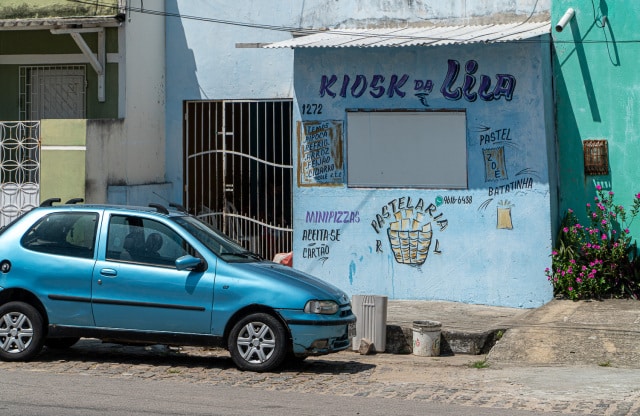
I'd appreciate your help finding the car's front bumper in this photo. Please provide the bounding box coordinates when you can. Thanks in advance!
[289,322,352,355]
[277,309,356,356]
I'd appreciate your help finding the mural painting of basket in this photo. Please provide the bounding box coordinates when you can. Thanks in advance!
[387,221,432,265]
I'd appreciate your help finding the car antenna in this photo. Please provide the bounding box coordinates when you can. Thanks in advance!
[65,198,84,204]
[148,203,169,214]
[40,198,61,207]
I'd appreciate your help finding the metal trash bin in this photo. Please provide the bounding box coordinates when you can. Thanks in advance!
[351,295,388,352]
[412,320,441,356]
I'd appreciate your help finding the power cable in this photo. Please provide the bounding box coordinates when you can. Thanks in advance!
[590,0,619,65]
[63,0,640,45]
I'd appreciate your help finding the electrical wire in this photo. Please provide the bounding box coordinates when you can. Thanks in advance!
[591,0,605,29]
[590,0,619,65]
[66,0,318,34]
[63,0,640,45]
[517,0,538,25]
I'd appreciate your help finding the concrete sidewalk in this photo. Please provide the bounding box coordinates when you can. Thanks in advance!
[383,298,640,368]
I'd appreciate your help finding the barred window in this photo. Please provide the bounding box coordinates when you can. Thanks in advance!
[19,65,86,121]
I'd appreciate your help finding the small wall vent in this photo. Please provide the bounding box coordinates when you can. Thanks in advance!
[583,139,609,176]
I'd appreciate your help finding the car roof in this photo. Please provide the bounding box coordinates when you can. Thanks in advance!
[0,200,190,233]
[34,201,188,219]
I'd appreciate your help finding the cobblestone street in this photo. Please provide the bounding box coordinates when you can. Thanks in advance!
[2,340,639,415]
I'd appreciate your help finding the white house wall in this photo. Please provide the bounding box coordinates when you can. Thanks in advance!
[121,0,166,187]
[93,1,167,205]
[295,0,550,26]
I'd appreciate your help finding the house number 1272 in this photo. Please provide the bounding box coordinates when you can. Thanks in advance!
[301,103,323,115]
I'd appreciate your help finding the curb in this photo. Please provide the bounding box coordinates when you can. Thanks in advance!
[385,324,506,355]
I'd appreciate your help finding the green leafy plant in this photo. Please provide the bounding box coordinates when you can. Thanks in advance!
[469,359,489,369]
[546,186,640,300]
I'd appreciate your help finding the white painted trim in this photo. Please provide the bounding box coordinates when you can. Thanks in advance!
[0,53,120,65]
[118,25,126,118]
[42,146,87,151]
[69,32,103,75]
[50,27,106,34]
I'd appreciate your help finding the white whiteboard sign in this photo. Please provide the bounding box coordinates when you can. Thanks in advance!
[347,111,467,188]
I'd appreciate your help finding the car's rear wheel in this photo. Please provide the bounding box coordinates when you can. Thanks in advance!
[45,337,80,349]
[228,312,288,372]
[0,301,45,361]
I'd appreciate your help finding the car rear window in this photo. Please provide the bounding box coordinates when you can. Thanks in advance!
[21,212,99,259]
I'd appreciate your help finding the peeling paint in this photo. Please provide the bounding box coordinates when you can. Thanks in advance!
[348,259,356,284]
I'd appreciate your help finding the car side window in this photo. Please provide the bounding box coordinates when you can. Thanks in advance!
[21,212,99,259]
[106,215,193,267]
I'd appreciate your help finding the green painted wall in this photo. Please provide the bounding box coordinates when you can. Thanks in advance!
[0,27,119,55]
[40,119,86,204]
[87,62,120,117]
[1,30,82,54]
[0,28,120,119]
[0,66,20,120]
[553,1,640,235]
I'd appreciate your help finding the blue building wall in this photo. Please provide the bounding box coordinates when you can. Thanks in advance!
[165,0,555,307]
[165,1,296,203]
[165,0,550,204]
[291,42,556,308]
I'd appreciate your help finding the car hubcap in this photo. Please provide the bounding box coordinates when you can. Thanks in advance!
[236,321,276,364]
[0,312,33,353]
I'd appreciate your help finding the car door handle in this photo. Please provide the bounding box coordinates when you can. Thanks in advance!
[100,268,117,277]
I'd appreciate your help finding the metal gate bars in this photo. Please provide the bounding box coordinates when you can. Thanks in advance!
[183,100,293,261]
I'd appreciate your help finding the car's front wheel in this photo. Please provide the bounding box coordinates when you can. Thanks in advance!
[228,312,288,372]
[0,301,45,361]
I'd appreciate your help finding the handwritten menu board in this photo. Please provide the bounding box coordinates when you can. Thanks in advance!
[297,120,344,186]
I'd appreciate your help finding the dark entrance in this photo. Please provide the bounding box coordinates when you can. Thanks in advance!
[183,100,293,260]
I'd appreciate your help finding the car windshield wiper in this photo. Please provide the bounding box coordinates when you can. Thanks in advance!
[220,251,263,261]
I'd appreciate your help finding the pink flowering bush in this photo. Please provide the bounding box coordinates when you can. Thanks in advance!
[546,186,640,300]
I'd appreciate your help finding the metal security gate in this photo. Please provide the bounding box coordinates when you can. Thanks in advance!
[183,100,293,261]
[0,121,40,227]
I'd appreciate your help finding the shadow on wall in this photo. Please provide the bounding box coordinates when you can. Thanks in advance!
[165,0,204,205]
[552,46,608,230]
[165,1,201,99]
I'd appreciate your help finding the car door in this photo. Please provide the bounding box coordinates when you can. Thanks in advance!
[91,213,215,334]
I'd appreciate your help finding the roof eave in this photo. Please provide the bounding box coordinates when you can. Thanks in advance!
[0,15,123,31]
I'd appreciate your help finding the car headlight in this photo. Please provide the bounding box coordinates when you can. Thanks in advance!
[304,300,339,315]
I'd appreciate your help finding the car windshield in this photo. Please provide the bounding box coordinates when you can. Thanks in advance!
[172,215,262,262]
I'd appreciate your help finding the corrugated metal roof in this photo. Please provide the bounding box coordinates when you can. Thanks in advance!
[264,21,550,49]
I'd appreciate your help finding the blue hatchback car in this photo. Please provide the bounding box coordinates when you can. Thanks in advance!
[0,200,355,371]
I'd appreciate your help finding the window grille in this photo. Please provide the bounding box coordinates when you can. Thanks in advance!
[19,66,87,121]
[583,140,609,176]
[0,121,40,227]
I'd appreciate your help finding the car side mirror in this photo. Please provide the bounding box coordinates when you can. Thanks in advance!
[175,255,204,271]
